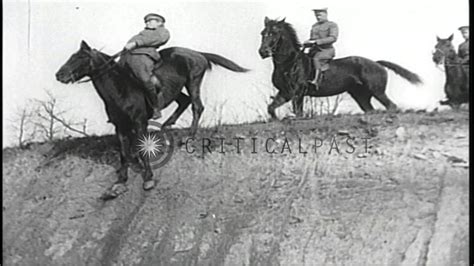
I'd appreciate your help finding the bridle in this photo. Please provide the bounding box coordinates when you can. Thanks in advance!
[432,47,468,70]
[264,31,302,65]
[74,49,127,84]
[263,32,282,57]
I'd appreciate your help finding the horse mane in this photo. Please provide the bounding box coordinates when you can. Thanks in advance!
[265,18,302,49]
[266,20,301,48]
[281,21,302,48]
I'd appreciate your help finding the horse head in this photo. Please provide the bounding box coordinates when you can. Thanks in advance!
[259,17,300,59]
[432,34,456,65]
[56,41,99,84]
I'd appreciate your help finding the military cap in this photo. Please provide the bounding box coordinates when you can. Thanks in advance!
[312,8,328,13]
[458,26,469,31]
[144,13,165,23]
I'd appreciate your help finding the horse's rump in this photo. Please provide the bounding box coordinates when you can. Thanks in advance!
[324,56,383,77]
[327,56,422,85]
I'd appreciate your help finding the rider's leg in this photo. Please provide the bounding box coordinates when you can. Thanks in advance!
[309,56,321,89]
[129,56,162,119]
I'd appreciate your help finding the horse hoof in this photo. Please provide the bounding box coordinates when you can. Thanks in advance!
[100,183,128,201]
[267,116,279,123]
[143,180,156,191]
[130,163,142,173]
[283,113,298,121]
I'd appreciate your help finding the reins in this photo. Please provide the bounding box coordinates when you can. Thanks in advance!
[433,47,469,72]
[76,49,127,84]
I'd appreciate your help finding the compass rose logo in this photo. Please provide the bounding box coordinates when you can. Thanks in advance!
[137,134,163,158]
[136,121,174,169]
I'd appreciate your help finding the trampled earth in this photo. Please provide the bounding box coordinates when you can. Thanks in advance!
[3,109,468,265]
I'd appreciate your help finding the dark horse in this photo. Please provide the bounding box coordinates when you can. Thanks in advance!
[56,41,248,199]
[258,17,423,119]
[432,34,469,107]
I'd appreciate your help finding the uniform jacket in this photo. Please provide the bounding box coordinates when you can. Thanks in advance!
[458,40,469,64]
[128,26,170,61]
[310,21,338,48]
[309,20,338,59]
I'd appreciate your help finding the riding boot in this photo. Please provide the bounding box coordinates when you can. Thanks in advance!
[144,79,162,119]
[309,68,320,90]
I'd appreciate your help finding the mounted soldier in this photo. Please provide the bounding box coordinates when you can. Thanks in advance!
[119,13,170,119]
[458,26,469,64]
[303,8,339,90]
[433,28,469,107]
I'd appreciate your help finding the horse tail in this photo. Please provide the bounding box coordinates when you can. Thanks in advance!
[201,52,250,72]
[376,60,423,85]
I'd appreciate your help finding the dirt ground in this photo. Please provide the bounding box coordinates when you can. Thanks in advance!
[3,109,469,265]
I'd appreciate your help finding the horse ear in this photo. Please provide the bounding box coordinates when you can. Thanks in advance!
[80,40,91,50]
[264,16,270,25]
[448,34,454,41]
[436,36,441,42]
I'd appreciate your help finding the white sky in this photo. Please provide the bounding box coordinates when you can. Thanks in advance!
[2,0,469,146]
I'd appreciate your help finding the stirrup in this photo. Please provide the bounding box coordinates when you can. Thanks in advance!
[307,79,319,90]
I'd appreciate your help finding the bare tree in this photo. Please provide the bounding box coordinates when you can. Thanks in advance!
[304,94,345,117]
[33,89,89,141]
[325,94,344,115]
[10,105,36,148]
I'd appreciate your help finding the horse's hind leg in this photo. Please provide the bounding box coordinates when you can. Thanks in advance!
[362,68,397,111]
[163,92,191,128]
[185,74,205,136]
[348,88,375,113]
[373,92,397,111]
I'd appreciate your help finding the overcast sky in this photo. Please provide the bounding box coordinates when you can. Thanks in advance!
[3,0,469,147]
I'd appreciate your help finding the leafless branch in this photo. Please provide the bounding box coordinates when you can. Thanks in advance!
[10,106,36,148]
[33,89,89,141]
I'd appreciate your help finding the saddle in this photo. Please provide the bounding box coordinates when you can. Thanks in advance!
[319,62,331,72]
[152,59,164,72]
[309,57,332,84]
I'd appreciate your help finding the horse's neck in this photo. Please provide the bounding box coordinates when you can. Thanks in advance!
[273,42,300,70]
[90,69,129,111]
[444,50,459,64]
[443,51,465,82]
[444,62,464,80]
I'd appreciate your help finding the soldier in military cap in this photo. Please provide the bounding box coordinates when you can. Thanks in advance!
[303,8,339,89]
[120,13,170,119]
[458,26,469,64]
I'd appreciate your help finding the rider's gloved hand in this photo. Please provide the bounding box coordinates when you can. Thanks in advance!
[124,42,137,50]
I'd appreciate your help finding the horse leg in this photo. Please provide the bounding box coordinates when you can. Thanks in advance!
[100,129,130,200]
[292,84,307,117]
[185,75,205,136]
[163,92,191,128]
[135,123,155,191]
[348,89,375,113]
[291,96,304,117]
[268,92,290,120]
[373,92,397,111]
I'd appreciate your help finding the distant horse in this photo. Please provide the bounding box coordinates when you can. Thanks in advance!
[432,34,469,107]
[56,41,248,199]
[258,17,423,119]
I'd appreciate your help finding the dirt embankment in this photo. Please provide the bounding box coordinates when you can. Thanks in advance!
[3,110,469,265]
